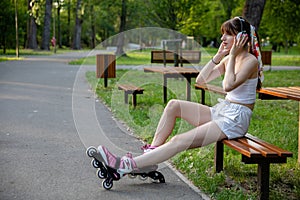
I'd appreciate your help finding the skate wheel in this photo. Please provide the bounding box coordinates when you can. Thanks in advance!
[128,174,137,179]
[97,169,106,179]
[102,179,113,190]
[86,146,97,157]
[139,174,148,181]
[91,159,100,168]
[149,171,165,183]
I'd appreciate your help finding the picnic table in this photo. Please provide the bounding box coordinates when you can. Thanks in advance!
[258,86,300,163]
[144,67,199,103]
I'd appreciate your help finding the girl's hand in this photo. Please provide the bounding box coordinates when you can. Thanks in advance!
[217,42,230,57]
[230,33,248,57]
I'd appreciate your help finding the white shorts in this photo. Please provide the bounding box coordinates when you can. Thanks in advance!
[210,99,253,139]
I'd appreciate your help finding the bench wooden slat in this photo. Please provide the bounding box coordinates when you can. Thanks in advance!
[258,87,300,100]
[245,134,293,157]
[223,139,262,158]
[265,87,300,97]
[290,86,300,92]
[237,138,278,158]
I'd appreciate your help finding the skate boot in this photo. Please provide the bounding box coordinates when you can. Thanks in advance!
[97,145,138,177]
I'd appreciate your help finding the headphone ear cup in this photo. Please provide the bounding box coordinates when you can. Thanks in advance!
[236,32,243,39]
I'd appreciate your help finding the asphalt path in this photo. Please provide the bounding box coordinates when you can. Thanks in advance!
[0,52,208,200]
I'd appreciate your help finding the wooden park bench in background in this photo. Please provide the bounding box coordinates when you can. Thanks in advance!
[151,50,201,67]
[117,84,144,108]
[96,54,116,87]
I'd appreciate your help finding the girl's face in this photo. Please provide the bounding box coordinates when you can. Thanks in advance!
[221,32,235,50]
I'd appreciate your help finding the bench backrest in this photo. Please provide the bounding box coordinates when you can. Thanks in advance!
[151,50,201,65]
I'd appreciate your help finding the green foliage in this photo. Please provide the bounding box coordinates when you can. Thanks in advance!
[260,0,300,48]
[1,0,300,53]
[0,0,28,52]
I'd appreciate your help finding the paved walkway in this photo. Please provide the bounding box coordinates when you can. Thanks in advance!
[0,52,208,200]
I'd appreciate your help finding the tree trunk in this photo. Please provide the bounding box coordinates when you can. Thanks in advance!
[243,0,266,30]
[14,0,19,57]
[67,0,71,47]
[27,17,38,49]
[41,0,52,50]
[116,0,126,56]
[57,1,62,48]
[26,0,38,49]
[90,1,95,49]
[73,0,82,50]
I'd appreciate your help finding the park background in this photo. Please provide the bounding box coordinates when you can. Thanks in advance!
[1,0,300,56]
[1,0,300,199]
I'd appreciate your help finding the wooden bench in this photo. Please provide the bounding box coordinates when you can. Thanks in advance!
[194,83,226,104]
[215,134,293,200]
[117,84,144,107]
[151,50,201,67]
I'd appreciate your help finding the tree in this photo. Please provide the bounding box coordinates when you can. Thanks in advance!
[88,0,96,48]
[54,0,63,48]
[260,0,300,53]
[73,0,83,49]
[116,0,127,56]
[27,0,38,49]
[144,0,193,31]
[243,0,266,30]
[41,0,52,50]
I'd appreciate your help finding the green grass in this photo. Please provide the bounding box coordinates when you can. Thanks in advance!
[86,69,300,200]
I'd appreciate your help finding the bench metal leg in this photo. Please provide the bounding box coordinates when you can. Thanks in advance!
[132,94,137,107]
[124,92,129,104]
[215,141,224,173]
[186,77,191,101]
[163,76,167,103]
[258,162,270,200]
[200,89,205,105]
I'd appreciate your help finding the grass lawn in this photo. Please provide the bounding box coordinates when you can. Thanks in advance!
[86,69,300,200]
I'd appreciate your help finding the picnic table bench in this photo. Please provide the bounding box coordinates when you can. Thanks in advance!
[117,84,144,108]
[194,83,294,199]
[151,50,201,67]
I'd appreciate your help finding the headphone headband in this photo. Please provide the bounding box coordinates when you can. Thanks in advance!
[235,16,246,33]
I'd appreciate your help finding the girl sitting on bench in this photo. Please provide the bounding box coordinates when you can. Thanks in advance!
[96,17,263,177]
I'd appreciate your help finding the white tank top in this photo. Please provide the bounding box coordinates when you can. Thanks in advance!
[224,78,258,104]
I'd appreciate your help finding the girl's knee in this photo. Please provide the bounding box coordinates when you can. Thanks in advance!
[165,99,180,113]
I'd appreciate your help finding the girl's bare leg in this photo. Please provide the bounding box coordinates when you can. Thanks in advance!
[151,99,212,147]
[135,119,227,169]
